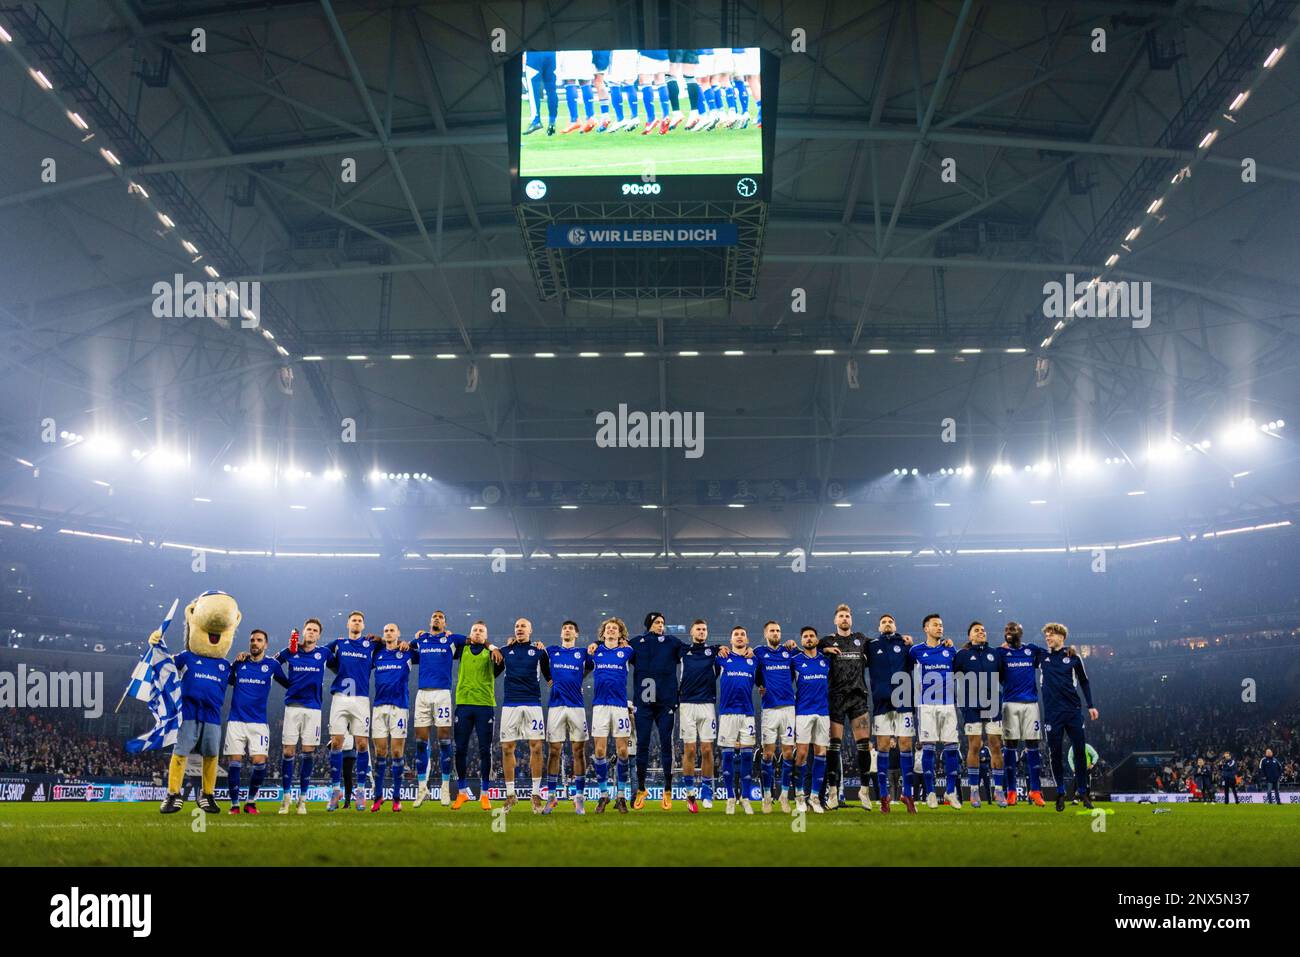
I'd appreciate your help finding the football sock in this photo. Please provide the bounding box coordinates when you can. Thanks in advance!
[247,764,265,802]
[1026,746,1043,791]
[416,740,430,781]
[227,761,242,806]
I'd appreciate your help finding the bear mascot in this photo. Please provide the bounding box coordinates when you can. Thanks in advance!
[151,590,241,814]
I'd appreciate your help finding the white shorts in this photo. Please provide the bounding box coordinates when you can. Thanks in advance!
[872,710,915,738]
[964,720,1004,738]
[500,705,545,742]
[761,706,795,747]
[547,706,589,743]
[1002,702,1041,741]
[627,714,637,755]
[592,704,632,738]
[710,49,735,74]
[918,704,959,744]
[795,713,831,748]
[717,713,756,748]
[679,702,717,743]
[609,50,639,83]
[637,53,668,75]
[734,47,760,76]
[282,706,321,748]
[328,694,371,737]
[556,50,595,81]
[224,721,270,757]
[413,688,452,729]
[371,704,408,740]
[696,52,715,75]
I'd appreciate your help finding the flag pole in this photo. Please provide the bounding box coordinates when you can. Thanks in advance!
[114,598,180,714]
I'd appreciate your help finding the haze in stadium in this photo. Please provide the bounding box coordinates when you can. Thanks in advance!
[0,0,1298,927]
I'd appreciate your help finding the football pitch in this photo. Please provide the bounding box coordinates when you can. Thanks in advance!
[5,801,1298,867]
[517,102,762,177]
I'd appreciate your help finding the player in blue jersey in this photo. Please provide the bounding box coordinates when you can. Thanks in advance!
[754,621,797,814]
[324,611,378,811]
[224,628,288,813]
[368,623,414,812]
[910,615,963,808]
[1038,622,1098,811]
[953,621,1007,808]
[867,614,918,814]
[679,619,721,813]
[718,626,763,815]
[996,620,1049,806]
[276,618,329,814]
[500,618,551,813]
[587,617,634,813]
[544,620,593,814]
[411,610,468,808]
[793,626,832,814]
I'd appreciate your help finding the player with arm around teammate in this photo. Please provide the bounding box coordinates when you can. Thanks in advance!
[411,611,467,808]
[753,621,797,814]
[909,614,963,809]
[226,628,289,813]
[717,626,763,815]
[866,614,918,814]
[276,618,329,814]
[500,617,551,813]
[792,627,833,814]
[368,623,415,812]
[544,620,593,814]
[678,619,722,813]
[953,621,1006,808]
[587,617,635,814]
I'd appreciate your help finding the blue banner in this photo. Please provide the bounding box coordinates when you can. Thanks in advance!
[546,223,738,248]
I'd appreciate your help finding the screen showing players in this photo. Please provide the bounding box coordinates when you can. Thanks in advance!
[509,48,774,203]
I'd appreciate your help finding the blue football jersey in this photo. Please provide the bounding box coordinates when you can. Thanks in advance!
[546,645,590,708]
[793,652,831,715]
[909,642,956,706]
[678,643,721,704]
[227,655,287,723]
[717,653,760,716]
[410,630,467,689]
[501,641,549,706]
[326,636,376,697]
[173,651,230,723]
[275,645,329,709]
[752,644,795,709]
[591,644,634,707]
[996,643,1048,703]
[372,645,414,709]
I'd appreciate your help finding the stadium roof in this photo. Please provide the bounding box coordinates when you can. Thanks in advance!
[1,0,1298,558]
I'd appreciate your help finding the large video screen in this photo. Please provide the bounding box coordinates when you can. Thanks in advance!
[508,48,777,203]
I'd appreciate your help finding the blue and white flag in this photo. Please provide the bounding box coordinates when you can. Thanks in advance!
[124,599,182,753]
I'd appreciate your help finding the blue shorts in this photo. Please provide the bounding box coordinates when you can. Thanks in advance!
[174,719,222,757]
[592,50,611,72]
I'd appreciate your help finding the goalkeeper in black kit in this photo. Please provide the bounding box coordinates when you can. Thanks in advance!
[817,603,874,810]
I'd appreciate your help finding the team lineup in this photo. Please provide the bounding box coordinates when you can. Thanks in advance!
[149,604,1100,819]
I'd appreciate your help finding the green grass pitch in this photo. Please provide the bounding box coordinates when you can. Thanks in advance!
[517,101,763,177]
[5,801,1298,867]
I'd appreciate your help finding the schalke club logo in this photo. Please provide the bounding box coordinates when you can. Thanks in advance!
[567,226,587,245]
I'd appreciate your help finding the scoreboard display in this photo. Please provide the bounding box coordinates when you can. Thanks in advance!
[507,47,778,204]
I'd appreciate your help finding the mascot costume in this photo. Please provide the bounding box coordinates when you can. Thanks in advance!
[152,590,241,814]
